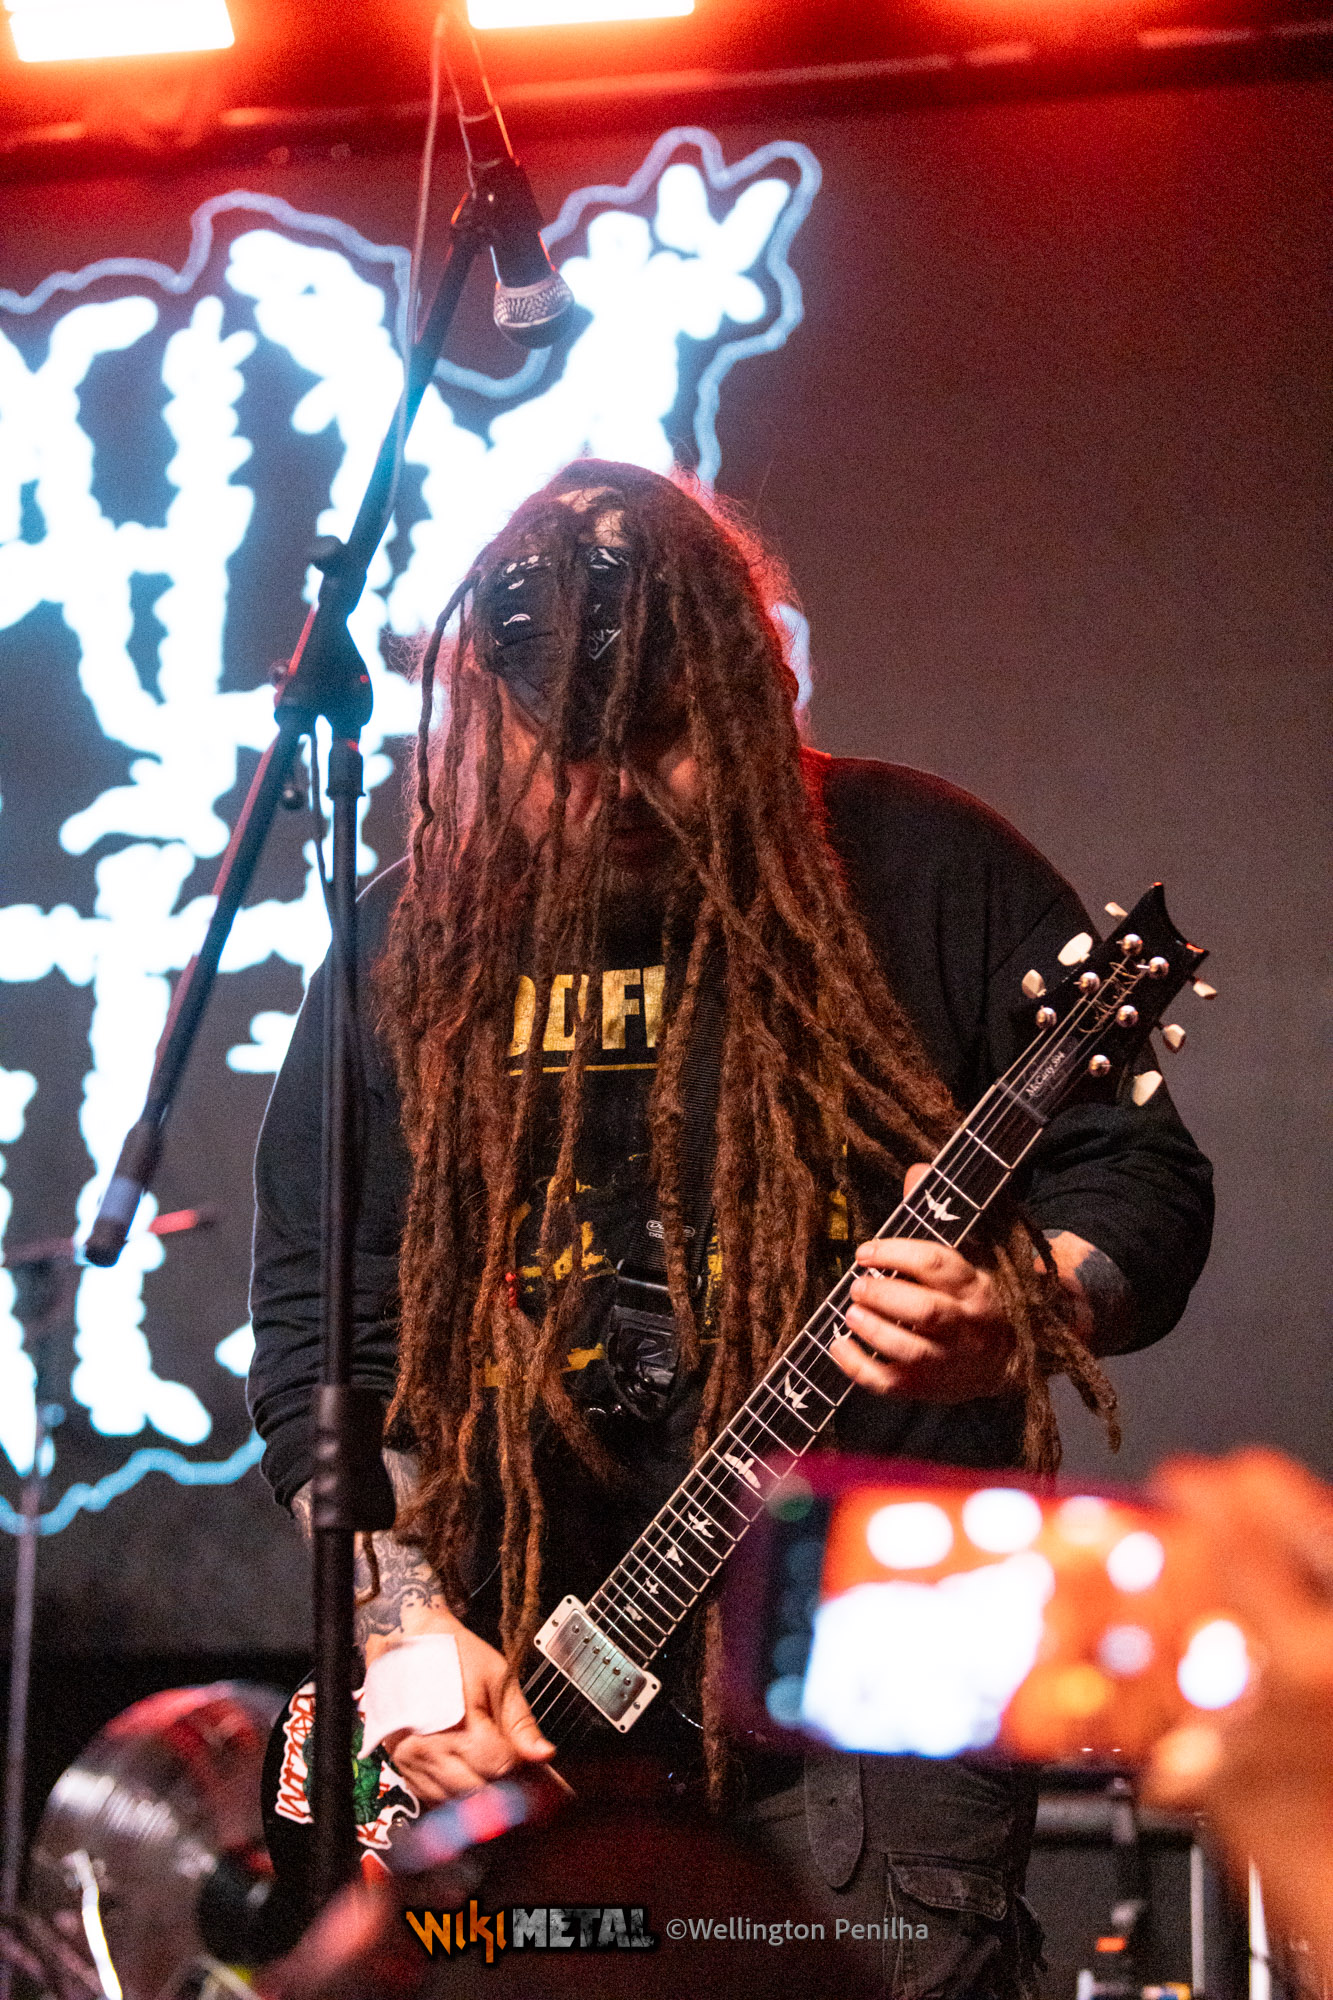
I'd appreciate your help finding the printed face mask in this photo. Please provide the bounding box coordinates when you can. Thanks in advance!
[476,543,673,758]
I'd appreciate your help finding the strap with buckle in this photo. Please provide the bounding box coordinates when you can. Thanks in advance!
[604,1265,681,1421]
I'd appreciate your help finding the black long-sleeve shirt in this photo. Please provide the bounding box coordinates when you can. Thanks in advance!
[248,754,1213,1515]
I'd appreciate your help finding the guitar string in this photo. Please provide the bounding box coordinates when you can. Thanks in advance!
[528,1145,1025,1738]
[570,1196,1036,1670]
[580,968,1122,1646]
[577,953,1171,1725]
[537,960,1141,1711]
[521,1017,1029,1729]
[519,949,1158,1735]
[468,950,1161,1748]
[507,973,1134,1742]
[584,1102,1032,1648]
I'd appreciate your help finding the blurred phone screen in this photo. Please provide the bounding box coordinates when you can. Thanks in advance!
[726,1462,1253,1767]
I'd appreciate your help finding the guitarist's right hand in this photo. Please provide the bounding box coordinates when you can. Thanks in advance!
[369,1617,558,1804]
[292,1461,560,1807]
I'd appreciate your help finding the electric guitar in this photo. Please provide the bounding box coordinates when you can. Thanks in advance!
[262,885,1210,1887]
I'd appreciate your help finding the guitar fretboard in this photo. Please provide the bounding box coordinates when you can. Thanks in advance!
[529,1074,1048,1694]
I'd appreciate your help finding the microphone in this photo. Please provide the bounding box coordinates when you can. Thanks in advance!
[438,4,576,348]
[83,1114,161,1266]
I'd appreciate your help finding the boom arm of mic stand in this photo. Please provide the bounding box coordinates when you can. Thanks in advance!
[83,209,490,1270]
[82,707,310,1267]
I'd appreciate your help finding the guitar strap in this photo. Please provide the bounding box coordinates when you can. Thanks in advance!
[603,944,724,1416]
[678,942,726,1282]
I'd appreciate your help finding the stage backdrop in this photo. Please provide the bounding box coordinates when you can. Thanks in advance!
[0,79,1328,1655]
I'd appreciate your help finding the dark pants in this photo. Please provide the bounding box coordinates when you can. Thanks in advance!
[743,1753,1045,2000]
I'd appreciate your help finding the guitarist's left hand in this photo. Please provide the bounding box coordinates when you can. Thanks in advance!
[837,1172,1014,1403]
[837,1165,1119,1398]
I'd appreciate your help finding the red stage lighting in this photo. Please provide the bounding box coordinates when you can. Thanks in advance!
[468,0,693,25]
[7,0,234,62]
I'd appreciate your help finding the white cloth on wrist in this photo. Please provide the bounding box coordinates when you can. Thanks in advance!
[359,1633,466,1756]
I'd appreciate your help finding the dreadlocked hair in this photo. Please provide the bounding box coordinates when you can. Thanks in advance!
[377,460,1117,1797]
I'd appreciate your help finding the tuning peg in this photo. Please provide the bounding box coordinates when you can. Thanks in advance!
[1058,931,1094,967]
[1161,1023,1186,1051]
[1192,980,1217,1000]
[1132,1071,1163,1106]
[1021,970,1047,999]
[1104,902,1128,920]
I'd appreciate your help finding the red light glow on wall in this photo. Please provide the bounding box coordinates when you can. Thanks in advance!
[468,0,693,26]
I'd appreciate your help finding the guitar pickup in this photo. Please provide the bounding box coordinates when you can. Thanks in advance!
[532,1597,661,1732]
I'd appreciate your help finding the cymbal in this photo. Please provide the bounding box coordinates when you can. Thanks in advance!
[27,1682,284,2000]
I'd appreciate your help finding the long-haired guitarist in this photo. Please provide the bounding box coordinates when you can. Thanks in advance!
[248,461,1213,1996]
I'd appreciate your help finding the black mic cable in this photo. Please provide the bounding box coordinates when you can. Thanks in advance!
[438,0,576,348]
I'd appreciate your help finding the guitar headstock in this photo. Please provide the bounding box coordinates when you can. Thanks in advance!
[1014,885,1210,1119]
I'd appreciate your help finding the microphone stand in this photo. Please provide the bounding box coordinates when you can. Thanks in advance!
[81,191,494,1911]
[0,1246,74,2000]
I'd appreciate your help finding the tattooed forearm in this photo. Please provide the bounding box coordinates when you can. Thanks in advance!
[1045,1231,1139,1357]
[289,1448,453,1649]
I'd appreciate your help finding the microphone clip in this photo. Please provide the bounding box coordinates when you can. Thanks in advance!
[437,4,577,348]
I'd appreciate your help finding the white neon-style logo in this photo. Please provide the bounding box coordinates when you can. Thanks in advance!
[0,127,821,1525]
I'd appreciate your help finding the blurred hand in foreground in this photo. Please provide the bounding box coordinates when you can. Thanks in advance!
[1143,1449,1333,1983]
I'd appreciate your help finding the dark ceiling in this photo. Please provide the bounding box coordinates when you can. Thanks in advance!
[1,0,1330,178]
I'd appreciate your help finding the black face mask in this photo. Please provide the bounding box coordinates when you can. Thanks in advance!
[475,543,673,759]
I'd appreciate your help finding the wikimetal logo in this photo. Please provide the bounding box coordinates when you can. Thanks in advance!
[404,1904,658,1959]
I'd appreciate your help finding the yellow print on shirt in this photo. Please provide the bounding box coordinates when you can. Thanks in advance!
[509,966,666,1067]
[520,1219,612,1287]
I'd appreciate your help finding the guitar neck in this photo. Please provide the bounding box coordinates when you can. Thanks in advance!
[528,1069,1049,1699]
